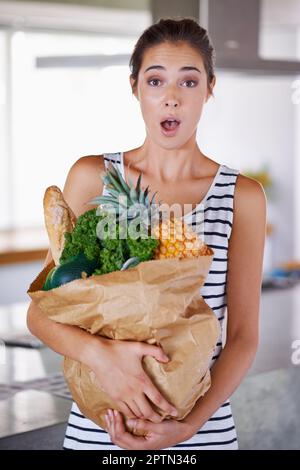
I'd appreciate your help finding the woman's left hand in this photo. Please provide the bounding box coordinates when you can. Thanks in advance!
[105,409,194,450]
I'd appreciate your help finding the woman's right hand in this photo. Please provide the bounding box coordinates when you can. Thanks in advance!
[88,337,178,423]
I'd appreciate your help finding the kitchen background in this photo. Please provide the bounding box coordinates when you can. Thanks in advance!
[0,0,300,450]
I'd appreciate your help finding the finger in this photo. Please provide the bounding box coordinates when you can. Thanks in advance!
[127,399,144,419]
[113,411,148,450]
[113,410,126,434]
[118,401,137,419]
[141,344,169,363]
[109,409,115,439]
[144,383,178,417]
[127,417,164,435]
[135,395,163,423]
[104,413,111,434]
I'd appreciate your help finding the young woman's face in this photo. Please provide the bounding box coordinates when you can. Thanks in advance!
[130,41,214,147]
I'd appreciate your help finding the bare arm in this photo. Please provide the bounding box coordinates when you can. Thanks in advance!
[184,174,267,433]
[27,155,105,362]
[27,156,177,422]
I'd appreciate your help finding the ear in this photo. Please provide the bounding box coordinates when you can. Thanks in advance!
[129,75,139,100]
[206,76,216,102]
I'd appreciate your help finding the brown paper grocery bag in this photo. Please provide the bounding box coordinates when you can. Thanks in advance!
[28,254,220,433]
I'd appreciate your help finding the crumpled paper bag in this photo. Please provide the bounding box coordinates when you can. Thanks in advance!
[27,253,220,434]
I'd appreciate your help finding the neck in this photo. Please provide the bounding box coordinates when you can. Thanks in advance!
[134,137,206,184]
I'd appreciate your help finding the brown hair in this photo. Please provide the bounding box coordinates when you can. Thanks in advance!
[129,17,216,96]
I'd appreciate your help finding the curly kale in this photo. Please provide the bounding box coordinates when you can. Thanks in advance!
[94,241,127,274]
[126,234,158,262]
[59,208,159,274]
[59,208,103,265]
[94,224,129,274]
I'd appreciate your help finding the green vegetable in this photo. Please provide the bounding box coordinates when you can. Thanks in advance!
[42,267,56,291]
[54,207,159,281]
[127,234,158,262]
[93,223,158,275]
[59,208,103,265]
[43,252,98,290]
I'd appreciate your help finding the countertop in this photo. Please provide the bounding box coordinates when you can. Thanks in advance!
[231,367,300,450]
[0,302,71,444]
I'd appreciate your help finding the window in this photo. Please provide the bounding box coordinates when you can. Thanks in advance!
[0,3,151,230]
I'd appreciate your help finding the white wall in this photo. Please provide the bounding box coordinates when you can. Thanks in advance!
[197,72,297,266]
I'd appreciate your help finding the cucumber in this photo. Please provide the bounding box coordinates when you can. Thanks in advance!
[42,253,98,290]
[42,267,57,291]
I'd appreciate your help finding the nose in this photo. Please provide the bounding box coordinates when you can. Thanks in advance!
[165,101,178,107]
[164,85,179,108]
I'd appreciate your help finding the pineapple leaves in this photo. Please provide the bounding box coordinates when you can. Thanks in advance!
[111,164,131,197]
[88,195,119,205]
[143,185,150,204]
[106,173,125,195]
[127,174,135,189]
[129,186,138,203]
[102,162,132,198]
[150,190,158,205]
[136,173,142,194]
[91,162,161,225]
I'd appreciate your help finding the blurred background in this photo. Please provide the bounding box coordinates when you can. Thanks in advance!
[0,0,300,450]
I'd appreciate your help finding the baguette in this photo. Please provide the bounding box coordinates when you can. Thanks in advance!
[43,185,77,265]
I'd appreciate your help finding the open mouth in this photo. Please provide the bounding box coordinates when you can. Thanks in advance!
[160,119,181,131]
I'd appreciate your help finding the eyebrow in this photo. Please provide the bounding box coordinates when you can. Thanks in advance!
[144,65,201,74]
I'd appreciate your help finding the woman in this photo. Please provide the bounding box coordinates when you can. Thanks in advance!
[27,17,266,450]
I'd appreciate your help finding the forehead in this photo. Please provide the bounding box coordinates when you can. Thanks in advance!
[141,42,204,71]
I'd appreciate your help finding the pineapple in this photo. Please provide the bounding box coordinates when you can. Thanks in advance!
[153,216,212,259]
[89,162,211,260]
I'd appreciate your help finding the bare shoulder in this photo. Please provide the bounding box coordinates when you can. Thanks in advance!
[62,154,105,218]
[229,172,267,252]
[230,173,267,238]
[70,154,105,178]
[234,173,267,212]
[229,174,267,258]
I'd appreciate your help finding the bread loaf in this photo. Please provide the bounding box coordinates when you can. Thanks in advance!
[43,186,77,265]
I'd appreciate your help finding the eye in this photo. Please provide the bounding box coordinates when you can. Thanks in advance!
[147,78,198,88]
[183,80,198,88]
[148,78,161,86]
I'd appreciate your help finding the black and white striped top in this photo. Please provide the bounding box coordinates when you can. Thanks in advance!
[63,152,240,450]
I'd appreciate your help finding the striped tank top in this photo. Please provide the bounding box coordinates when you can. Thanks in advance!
[63,151,240,450]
